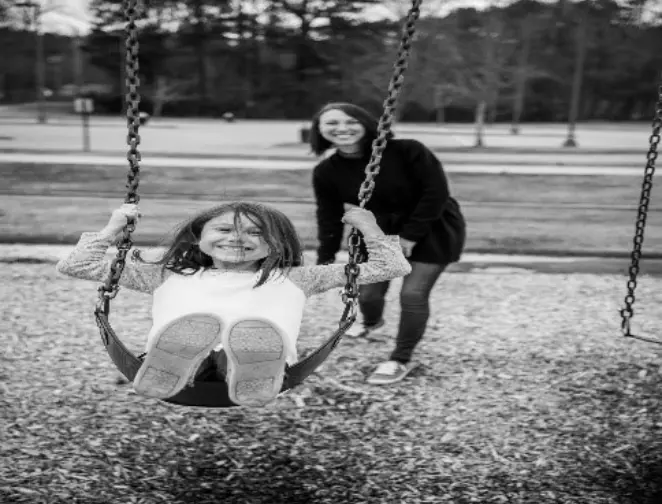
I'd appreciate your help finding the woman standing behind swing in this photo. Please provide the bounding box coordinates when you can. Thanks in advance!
[310,102,466,385]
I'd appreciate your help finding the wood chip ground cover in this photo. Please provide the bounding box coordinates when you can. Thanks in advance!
[2,263,662,503]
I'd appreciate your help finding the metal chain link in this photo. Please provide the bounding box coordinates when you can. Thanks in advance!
[97,0,143,310]
[340,0,423,320]
[620,76,662,344]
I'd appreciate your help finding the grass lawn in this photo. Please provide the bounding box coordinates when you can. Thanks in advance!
[1,163,649,205]
[2,264,662,503]
[2,163,661,256]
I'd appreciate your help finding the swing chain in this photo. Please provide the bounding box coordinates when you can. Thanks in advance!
[96,0,422,320]
[619,76,662,344]
[97,0,143,308]
[341,0,423,314]
[358,0,422,207]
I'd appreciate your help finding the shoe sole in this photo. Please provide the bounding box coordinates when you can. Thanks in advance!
[223,319,287,407]
[133,313,223,399]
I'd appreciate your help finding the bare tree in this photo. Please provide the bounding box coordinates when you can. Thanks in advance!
[510,15,532,134]
[563,3,588,147]
[150,76,196,116]
[11,0,50,122]
[267,0,380,114]
[444,6,515,147]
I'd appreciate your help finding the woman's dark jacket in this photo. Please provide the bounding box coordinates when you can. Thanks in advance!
[312,138,466,266]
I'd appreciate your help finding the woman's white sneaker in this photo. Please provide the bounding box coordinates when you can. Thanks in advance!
[367,360,417,385]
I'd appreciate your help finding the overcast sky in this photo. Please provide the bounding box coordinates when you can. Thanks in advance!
[16,0,530,33]
[15,0,662,35]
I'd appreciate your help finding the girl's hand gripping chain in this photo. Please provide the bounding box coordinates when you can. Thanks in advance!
[341,206,384,239]
[100,203,142,240]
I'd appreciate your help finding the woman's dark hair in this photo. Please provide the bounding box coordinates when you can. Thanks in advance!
[134,202,304,288]
[309,102,394,157]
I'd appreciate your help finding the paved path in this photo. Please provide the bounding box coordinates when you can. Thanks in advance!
[1,118,654,172]
[0,117,654,152]
[0,145,646,167]
[0,151,648,176]
[0,243,628,266]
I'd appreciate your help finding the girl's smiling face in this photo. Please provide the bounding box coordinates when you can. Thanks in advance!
[198,212,270,270]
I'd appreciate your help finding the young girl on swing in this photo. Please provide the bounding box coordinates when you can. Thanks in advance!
[56,201,411,407]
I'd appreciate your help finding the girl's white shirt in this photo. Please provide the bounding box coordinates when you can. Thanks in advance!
[150,269,306,364]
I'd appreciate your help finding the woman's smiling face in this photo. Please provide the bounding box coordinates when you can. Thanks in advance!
[318,109,366,149]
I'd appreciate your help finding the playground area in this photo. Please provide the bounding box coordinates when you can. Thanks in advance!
[1,116,662,503]
[2,251,662,503]
[3,0,662,495]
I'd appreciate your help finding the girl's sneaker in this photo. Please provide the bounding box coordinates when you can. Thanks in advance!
[223,319,288,407]
[133,313,224,399]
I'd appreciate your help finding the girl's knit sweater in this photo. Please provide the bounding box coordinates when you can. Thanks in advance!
[56,232,411,364]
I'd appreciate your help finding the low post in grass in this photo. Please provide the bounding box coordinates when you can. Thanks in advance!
[73,97,94,152]
[300,126,311,144]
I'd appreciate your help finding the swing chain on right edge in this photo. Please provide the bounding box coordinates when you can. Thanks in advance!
[620,76,662,345]
[97,0,143,309]
[341,0,423,318]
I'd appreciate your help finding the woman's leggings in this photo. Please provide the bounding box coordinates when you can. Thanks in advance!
[358,261,446,364]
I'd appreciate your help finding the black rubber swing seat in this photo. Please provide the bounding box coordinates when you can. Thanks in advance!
[95,307,354,408]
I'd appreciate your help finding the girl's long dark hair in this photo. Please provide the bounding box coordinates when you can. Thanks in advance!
[309,102,394,157]
[134,202,303,288]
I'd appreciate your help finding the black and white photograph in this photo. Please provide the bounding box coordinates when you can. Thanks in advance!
[1,0,662,502]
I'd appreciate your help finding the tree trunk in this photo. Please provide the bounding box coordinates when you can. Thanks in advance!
[152,76,165,117]
[71,36,84,95]
[293,19,310,117]
[488,87,499,124]
[118,35,125,115]
[433,84,445,123]
[563,11,587,148]
[245,2,260,118]
[482,11,500,127]
[192,0,208,109]
[236,6,246,115]
[511,19,531,134]
[51,55,63,97]
[393,80,407,122]
[474,100,486,148]
[34,5,46,123]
